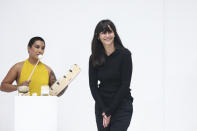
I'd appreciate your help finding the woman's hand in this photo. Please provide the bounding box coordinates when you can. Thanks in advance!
[17,80,31,93]
[102,112,111,128]
[57,86,68,97]
[19,80,31,86]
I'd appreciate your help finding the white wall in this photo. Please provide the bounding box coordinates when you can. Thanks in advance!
[0,0,196,131]
[164,0,197,131]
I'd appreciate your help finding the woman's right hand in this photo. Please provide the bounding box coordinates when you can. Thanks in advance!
[18,80,31,87]
[17,81,31,93]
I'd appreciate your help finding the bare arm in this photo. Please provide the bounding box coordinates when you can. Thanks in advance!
[1,64,19,92]
[49,70,57,87]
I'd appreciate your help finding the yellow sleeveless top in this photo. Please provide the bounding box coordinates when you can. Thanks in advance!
[19,59,49,96]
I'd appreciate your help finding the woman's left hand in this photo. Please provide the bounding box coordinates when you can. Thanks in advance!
[102,112,111,128]
[57,86,68,97]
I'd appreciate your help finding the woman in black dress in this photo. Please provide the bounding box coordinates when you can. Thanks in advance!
[89,19,133,131]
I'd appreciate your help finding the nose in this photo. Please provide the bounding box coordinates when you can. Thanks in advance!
[105,32,110,37]
[38,48,44,54]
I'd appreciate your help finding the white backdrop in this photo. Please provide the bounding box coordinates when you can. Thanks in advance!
[0,0,196,131]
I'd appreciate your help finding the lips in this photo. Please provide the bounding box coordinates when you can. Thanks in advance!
[103,38,112,41]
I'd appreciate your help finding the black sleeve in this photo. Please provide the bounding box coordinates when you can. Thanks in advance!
[88,56,107,113]
[105,52,132,116]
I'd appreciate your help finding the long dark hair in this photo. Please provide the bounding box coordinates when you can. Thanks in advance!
[91,19,125,67]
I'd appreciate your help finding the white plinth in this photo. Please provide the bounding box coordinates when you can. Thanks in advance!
[14,96,58,131]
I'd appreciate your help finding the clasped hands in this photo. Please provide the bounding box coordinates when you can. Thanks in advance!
[102,112,111,128]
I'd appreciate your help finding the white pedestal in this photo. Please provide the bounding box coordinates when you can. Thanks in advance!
[14,96,58,131]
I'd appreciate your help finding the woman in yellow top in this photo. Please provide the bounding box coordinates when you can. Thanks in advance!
[0,36,64,96]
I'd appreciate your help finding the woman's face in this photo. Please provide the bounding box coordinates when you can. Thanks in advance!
[99,26,115,46]
[28,40,45,59]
